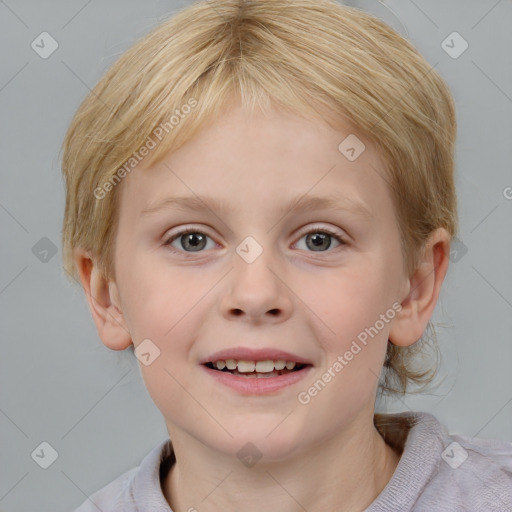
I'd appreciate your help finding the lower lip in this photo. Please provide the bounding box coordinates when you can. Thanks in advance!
[202,365,313,394]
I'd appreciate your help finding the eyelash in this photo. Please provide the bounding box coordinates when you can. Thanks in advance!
[163,225,347,255]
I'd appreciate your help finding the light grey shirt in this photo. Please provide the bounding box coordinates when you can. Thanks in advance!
[74,411,512,511]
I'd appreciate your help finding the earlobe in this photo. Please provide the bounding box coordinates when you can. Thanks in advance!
[388,228,451,348]
[73,249,133,351]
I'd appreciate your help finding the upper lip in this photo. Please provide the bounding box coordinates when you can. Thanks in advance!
[200,348,313,365]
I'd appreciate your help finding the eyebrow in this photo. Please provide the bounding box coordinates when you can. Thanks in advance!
[141,193,374,221]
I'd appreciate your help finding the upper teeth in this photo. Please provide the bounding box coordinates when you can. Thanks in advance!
[213,360,297,372]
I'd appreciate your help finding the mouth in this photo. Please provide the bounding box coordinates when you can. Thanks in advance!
[203,359,311,378]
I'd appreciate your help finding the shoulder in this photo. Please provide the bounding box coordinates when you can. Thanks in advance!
[423,426,512,510]
[370,411,512,511]
[72,438,174,512]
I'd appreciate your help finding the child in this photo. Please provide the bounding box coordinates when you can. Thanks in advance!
[61,0,512,510]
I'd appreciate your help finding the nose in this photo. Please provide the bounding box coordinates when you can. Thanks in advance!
[220,242,293,325]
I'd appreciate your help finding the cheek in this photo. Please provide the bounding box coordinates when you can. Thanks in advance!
[118,251,212,340]
[303,263,392,340]
[300,262,394,403]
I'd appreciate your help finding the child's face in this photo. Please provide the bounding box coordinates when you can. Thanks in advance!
[109,102,411,458]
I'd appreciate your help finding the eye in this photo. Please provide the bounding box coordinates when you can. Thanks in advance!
[163,225,347,255]
[164,228,217,253]
[294,225,346,253]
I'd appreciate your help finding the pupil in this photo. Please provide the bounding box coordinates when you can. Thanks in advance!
[308,233,330,251]
[184,233,205,251]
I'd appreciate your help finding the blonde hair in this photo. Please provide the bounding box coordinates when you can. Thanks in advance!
[60,0,458,395]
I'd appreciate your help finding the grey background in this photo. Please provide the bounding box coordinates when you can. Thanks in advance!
[0,0,511,510]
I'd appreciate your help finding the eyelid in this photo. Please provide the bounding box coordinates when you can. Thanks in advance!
[163,225,217,246]
[296,223,346,241]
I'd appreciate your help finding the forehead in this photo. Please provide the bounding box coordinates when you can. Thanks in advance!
[117,104,394,226]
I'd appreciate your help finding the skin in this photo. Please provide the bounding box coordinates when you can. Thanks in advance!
[75,100,451,512]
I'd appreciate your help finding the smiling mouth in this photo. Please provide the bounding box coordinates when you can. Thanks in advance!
[203,359,310,378]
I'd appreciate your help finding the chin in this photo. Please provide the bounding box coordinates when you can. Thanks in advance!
[208,418,307,463]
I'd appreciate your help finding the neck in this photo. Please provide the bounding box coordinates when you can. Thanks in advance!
[162,417,400,512]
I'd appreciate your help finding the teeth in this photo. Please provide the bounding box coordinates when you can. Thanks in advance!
[255,360,274,373]
[211,359,301,372]
[234,370,280,378]
[237,360,255,373]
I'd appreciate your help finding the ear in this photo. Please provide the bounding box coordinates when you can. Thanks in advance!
[389,228,451,347]
[73,248,132,351]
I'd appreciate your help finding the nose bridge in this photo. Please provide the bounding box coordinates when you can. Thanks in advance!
[221,233,291,320]
[233,233,279,291]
